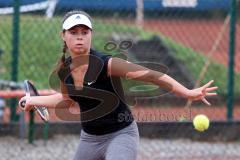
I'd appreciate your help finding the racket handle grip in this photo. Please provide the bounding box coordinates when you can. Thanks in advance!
[20,100,26,109]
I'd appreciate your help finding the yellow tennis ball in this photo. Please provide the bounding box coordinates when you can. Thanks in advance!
[193,114,210,132]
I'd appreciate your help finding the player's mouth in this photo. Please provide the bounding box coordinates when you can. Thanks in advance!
[75,44,84,48]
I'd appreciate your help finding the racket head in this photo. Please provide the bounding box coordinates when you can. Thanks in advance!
[22,80,49,122]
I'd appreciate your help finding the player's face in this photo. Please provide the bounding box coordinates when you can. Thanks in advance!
[62,25,92,55]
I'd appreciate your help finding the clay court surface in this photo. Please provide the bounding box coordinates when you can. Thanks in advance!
[1,88,239,122]
[143,19,240,72]
[1,91,239,122]
[2,104,240,123]
[107,18,240,72]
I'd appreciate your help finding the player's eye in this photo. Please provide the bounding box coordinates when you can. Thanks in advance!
[82,30,88,35]
[69,30,77,35]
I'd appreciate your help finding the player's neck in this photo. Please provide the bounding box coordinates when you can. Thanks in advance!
[70,48,90,58]
[70,53,89,70]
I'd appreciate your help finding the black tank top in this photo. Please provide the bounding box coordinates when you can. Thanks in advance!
[58,49,133,135]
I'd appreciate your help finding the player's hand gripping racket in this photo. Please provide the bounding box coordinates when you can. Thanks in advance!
[20,80,49,122]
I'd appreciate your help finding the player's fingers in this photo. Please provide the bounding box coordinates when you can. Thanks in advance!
[203,80,214,89]
[19,100,31,111]
[206,92,217,96]
[25,105,32,112]
[18,98,26,110]
[205,86,218,92]
[202,97,211,106]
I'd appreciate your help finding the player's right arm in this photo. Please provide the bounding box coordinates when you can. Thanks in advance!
[108,57,218,106]
[19,82,76,111]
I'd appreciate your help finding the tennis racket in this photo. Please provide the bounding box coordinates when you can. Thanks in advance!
[20,80,49,122]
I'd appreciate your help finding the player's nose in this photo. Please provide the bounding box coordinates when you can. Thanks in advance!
[76,35,83,40]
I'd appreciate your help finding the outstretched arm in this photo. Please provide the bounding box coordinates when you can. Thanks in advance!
[108,58,218,105]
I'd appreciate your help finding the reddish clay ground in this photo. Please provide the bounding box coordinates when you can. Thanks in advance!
[2,104,240,123]
[143,19,240,72]
[1,90,239,123]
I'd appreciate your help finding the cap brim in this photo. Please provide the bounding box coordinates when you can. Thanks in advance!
[62,14,92,30]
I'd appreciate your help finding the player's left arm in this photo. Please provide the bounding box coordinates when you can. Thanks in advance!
[107,57,218,105]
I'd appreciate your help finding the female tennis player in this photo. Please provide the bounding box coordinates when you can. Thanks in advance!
[19,10,218,160]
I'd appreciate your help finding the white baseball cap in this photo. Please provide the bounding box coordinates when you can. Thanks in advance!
[62,14,92,30]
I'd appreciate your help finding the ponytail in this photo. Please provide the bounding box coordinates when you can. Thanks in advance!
[61,41,67,64]
[53,41,68,74]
